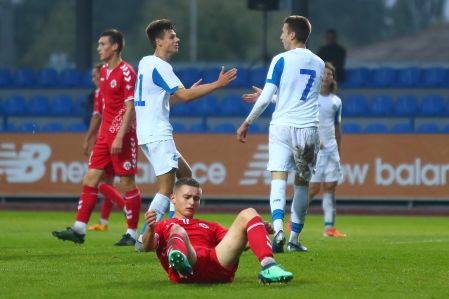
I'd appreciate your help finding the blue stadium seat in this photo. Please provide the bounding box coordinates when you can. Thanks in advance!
[418,94,445,116]
[171,102,196,116]
[441,123,449,133]
[395,67,422,87]
[415,123,440,133]
[59,68,83,87]
[249,67,268,87]
[66,122,87,132]
[27,95,51,116]
[210,122,236,133]
[340,67,370,88]
[229,66,249,88]
[0,68,12,87]
[394,95,418,116]
[220,95,245,116]
[420,67,448,88]
[35,68,58,88]
[342,95,368,116]
[20,122,38,133]
[4,123,19,132]
[248,123,262,133]
[41,122,65,132]
[190,122,208,133]
[371,67,397,88]
[83,69,95,88]
[365,123,388,133]
[13,68,35,88]
[342,123,363,133]
[172,122,188,133]
[51,95,73,116]
[3,95,27,116]
[175,67,202,88]
[369,95,393,116]
[73,95,86,116]
[194,95,219,117]
[201,67,222,85]
[390,123,413,134]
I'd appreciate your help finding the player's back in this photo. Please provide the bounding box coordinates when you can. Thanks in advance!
[270,48,324,128]
[134,55,174,145]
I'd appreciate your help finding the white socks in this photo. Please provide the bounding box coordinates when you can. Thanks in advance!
[322,192,335,229]
[73,221,87,235]
[289,185,309,244]
[148,193,171,222]
[270,179,287,233]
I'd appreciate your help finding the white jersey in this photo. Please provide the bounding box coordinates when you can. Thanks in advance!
[268,48,324,128]
[318,93,342,154]
[134,55,184,145]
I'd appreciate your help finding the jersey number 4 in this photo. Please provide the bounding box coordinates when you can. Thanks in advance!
[134,74,145,107]
[299,69,316,101]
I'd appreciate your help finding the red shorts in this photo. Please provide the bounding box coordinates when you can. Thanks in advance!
[89,132,138,176]
[168,247,238,284]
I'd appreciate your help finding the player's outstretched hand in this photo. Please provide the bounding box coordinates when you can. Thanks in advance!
[216,66,237,87]
[242,86,262,104]
[236,121,250,143]
[144,210,157,228]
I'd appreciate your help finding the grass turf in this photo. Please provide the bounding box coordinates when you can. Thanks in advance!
[1,211,448,299]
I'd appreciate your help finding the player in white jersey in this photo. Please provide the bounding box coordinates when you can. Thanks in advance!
[134,19,237,248]
[309,62,346,238]
[237,16,324,253]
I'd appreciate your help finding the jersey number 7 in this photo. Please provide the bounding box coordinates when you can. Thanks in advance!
[299,69,316,101]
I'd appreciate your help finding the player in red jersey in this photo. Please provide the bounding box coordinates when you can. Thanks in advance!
[81,63,126,232]
[142,178,293,284]
[52,29,141,246]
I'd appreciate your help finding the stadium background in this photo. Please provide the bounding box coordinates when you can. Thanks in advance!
[1,0,449,213]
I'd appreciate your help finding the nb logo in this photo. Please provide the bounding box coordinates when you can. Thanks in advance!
[239,144,270,186]
[0,143,51,183]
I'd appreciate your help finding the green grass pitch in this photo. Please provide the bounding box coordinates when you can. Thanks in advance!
[1,211,448,299]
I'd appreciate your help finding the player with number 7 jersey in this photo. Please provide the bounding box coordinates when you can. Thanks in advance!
[237,16,324,254]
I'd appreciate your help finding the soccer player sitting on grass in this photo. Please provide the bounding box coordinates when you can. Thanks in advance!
[141,178,293,284]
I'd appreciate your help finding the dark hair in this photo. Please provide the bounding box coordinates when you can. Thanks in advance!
[174,177,200,191]
[100,29,124,53]
[284,15,311,44]
[325,62,338,93]
[146,19,175,49]
[93,63,103,72]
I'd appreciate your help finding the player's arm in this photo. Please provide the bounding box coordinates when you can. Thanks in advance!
[173,67,236,102]
[236,83,277,143]
[169,79,203,107]
[242,86,277,104]
[82,114,101,156]
[335,122,342,159]
[111,100,135,154]
[142,210,158,252]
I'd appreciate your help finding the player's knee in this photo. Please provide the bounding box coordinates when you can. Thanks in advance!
[170,223,187,236]
[238,208,258,222]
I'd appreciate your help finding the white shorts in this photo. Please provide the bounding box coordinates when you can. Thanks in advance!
[140,139,180,176]
[267,124,319,182]
[310,151,342,183]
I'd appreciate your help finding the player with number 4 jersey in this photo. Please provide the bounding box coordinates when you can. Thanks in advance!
[237,16,324,253]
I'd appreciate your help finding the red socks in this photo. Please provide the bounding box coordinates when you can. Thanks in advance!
[246,216,273,262]
[124,188,141,229]
[168,233,188,256]
[100,198,114,220]
[76,185,98,223]
[98,183,125,209]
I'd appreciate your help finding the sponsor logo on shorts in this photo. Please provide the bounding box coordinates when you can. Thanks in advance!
[110,79,117,88]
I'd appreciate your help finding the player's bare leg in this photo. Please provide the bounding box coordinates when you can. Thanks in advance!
[270,171,288,253]
[52,169,105,243]
[215,208,293,284]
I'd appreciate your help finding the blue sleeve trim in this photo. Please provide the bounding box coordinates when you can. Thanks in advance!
[266,57,284,87]
[152,68,179,94]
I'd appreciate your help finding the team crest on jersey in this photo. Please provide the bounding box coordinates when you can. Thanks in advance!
[123,161,131,170]
[199,223,209,229]
[110,80,117,88]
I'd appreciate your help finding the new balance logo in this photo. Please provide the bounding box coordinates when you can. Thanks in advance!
[239,144,270,186]
[0,143,51,183]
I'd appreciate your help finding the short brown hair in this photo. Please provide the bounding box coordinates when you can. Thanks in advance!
[174,177,200,191]
[325,62,338,93]
[146,19,175,49]
[100,29,124,53]
[284,16,311,44]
